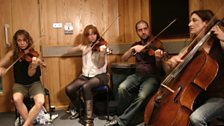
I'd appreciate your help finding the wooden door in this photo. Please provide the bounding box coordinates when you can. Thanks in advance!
[0,0,40,112]
[0,0,14,112]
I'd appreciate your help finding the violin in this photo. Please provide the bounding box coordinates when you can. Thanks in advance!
[144,41,163,56]
[91,39,112,54]
[4,47,46,74]
[18,48,46,67]
[19,48,39,62]
[131,39,163,57]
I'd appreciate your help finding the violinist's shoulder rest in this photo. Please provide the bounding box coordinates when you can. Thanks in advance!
[41,41,188,57]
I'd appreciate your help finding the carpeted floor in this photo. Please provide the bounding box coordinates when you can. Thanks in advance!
[0,110,108,126]
[0,110,144,126]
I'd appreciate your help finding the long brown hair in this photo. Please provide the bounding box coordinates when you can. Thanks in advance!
[82,25,105,45]
[190,9,218,38]
[13,29,33,60]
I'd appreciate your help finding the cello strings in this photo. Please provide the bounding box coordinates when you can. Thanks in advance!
[160,8,223,91]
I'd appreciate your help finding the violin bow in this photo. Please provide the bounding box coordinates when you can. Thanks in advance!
[133,19,176,55]
[83,16,120,55]
[92,16,119,47]
[5,55,23,73]
[4,46,34,73]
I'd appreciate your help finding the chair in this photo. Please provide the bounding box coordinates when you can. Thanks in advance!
[15,88,52,125]
[79,85,110,121]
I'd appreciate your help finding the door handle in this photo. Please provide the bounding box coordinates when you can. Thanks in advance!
[4,24,10,48]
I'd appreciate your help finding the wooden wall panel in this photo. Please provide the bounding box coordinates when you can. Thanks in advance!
[41,0,120,46]
[189,0,224,19]
[39,0,58,46]
[202,0,224,18]
[41,58,61,107]
[12,0,41,51]
[58,57,82,106]
[1,0,224,112]
[118,0,149,43]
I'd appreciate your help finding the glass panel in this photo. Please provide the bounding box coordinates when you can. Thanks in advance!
[151,0,189,38]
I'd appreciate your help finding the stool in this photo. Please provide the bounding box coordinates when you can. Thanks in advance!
[79,85,110,120]
[15,88,52,125]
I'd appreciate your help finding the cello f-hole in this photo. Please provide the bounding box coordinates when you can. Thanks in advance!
[173,86,182,103]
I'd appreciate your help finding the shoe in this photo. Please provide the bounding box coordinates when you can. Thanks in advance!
[15,116,24,126]
[66,104,73,113]
[69,109,79,119]
[85,119,94,126]
[105,119,119,126]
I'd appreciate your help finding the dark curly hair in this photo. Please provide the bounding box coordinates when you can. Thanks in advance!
[13,29,33,60]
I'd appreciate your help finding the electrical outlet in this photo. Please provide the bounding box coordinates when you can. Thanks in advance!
[64,22,73,34]
[52,23,62,28]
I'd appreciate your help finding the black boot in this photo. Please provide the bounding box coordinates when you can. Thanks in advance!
[85,100,94,126]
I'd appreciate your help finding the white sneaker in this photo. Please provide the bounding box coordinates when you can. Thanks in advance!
[14,116,24,126]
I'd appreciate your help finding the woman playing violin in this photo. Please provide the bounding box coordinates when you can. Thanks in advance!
[0,29,45,126]
[164,10,224,126]
[65,24,109,126]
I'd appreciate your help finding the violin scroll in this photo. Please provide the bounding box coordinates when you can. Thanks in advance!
[217,18,224,26]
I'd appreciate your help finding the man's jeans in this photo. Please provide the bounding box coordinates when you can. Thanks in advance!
[116,74,159,126]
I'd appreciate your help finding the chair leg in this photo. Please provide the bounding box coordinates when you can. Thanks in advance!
[44,88,52,121]
[47,93,52,120]
[79,87,85,118]
[18,116,22,126]
[106,87,109,121]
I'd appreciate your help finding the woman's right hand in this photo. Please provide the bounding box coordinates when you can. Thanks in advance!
[0,67,6,76]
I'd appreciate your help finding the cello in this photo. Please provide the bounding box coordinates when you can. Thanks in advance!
[144,19,223,126]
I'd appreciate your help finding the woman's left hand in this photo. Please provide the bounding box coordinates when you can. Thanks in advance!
[31,57,41,66]
[99,45,107,52]
[212,25,224,41]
